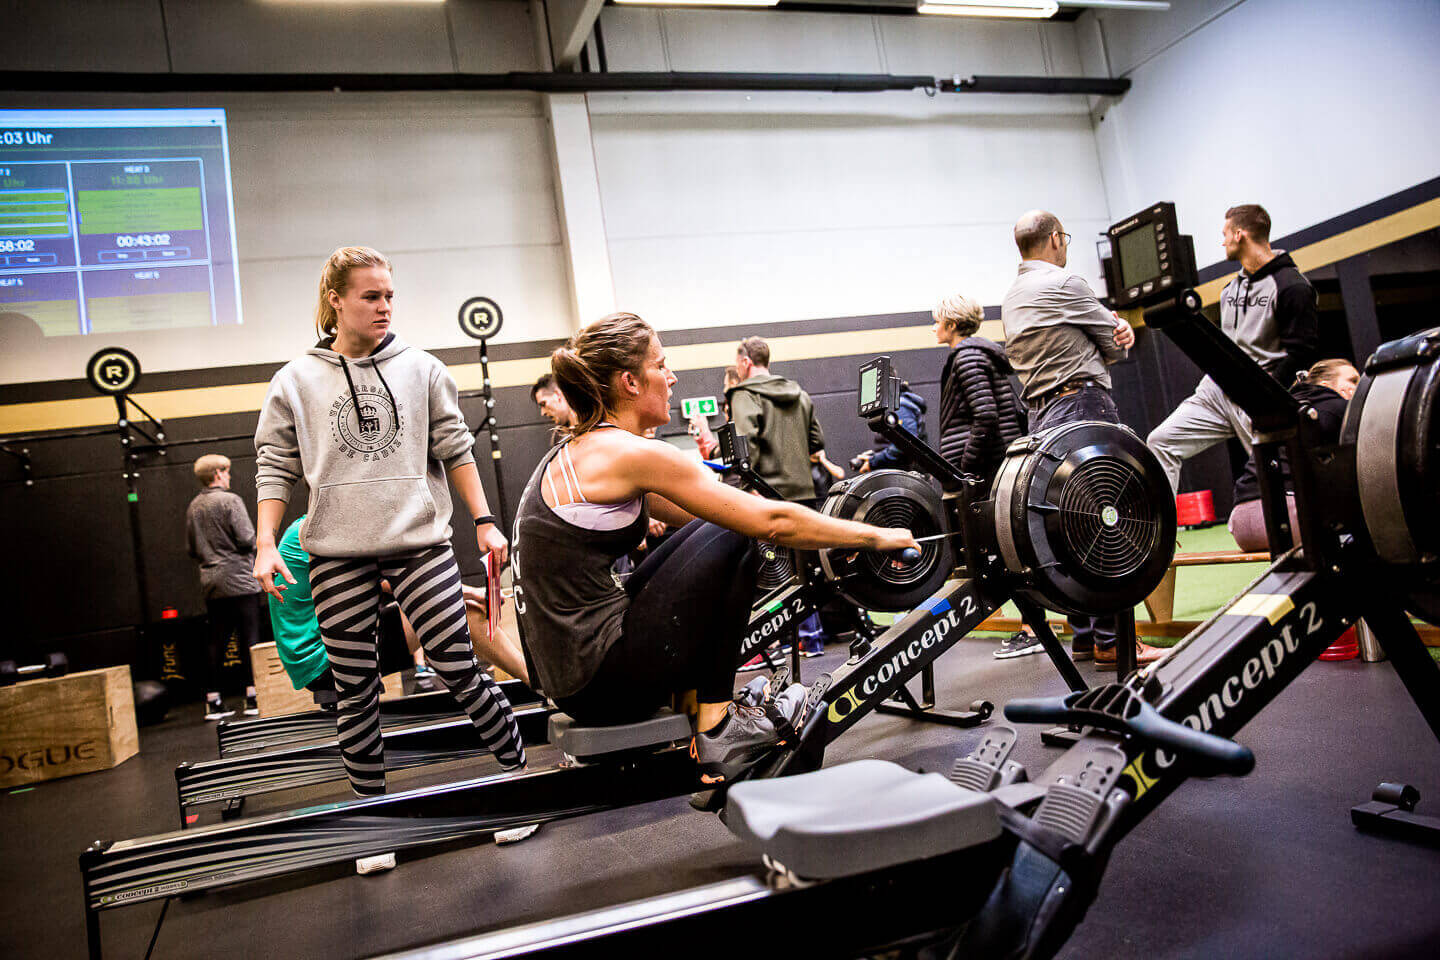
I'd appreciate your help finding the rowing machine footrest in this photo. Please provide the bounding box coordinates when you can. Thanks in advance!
[950,725,1020,793]
[724,758,1000,879]
[1033,743,1127,844]
[547,709,693,760]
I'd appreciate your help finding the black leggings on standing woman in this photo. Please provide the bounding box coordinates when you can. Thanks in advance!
[555,520,759,726]
[310,544,525,796]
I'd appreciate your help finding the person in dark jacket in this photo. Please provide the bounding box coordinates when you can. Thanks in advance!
[727,337,829,502]
[934,294,1028,480]
[186,454,262,719]
[1228,359,1357,552]
[856,385,928,473]
[1149,204,1320,492]
[933,293,1036,659]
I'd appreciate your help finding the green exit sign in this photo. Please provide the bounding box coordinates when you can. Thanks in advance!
[681,396,718,419]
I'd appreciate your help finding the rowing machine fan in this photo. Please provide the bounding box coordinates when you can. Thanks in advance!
[991,420,1176,616]
[816,470,952,611]
[1341,326,1440,623]
[756,544,797,592]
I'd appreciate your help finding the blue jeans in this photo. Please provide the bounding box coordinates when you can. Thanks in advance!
[1032,385,1120,652]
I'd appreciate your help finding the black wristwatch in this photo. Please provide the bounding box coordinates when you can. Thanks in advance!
[474,514,497,527]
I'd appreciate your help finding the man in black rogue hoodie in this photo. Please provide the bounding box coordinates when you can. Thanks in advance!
[1148,204,1319,493]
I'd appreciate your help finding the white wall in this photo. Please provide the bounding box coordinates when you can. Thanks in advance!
[0,1,575,386]
[1079,0,1440,260]
[2,1,1141,382]
[0,90,572,386]
[591,8,1114,331]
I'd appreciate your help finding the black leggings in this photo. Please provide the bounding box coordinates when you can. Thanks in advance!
[555,520,759,726]
[203,594,259,692]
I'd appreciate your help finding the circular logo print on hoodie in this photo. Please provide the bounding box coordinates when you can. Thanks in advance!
[332,388,402,458]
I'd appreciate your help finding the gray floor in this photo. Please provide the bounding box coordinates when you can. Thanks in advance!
[4,637,1440,959]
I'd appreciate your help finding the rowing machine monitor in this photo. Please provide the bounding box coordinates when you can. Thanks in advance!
[716,422,747,468]
[857,356,899,420]
[1103,201,1197,309]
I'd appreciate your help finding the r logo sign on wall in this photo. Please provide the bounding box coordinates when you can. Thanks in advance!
[85,347,141,395]
[457,297,503,341]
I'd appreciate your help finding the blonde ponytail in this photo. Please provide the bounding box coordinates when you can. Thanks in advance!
[315,246,392,340]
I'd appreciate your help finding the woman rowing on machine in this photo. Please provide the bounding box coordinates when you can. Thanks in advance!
[512,311,918,783]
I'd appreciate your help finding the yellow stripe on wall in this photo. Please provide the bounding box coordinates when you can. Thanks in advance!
[11,189,1440,435]
[1,320,1001,436]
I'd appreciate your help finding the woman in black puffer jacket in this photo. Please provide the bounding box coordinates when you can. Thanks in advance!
[934,293,1028,483]
[933,293,1033,660]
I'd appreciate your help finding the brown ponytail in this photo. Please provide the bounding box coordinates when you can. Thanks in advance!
[550,312,655,435]
[315,246,392,340]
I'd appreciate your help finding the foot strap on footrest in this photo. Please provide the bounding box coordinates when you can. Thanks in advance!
[950,726,1019,793]
[1033,742,1127,844]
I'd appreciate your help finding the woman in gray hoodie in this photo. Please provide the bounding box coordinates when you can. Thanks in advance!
[251,246,524,799]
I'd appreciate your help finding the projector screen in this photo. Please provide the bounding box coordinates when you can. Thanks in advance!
[0,108,242,337]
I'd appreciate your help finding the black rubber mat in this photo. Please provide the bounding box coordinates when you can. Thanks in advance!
[3,640,1438,958]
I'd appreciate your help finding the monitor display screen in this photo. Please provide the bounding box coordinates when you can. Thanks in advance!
[860,366,879,407]
[1117,222,1162,291]
[0,108,242,337]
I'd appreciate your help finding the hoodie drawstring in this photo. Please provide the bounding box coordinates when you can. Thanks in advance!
[337,354,401,433]
[369,357,400,422]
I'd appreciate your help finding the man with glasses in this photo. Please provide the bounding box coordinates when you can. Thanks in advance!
[1000,209,1160,668]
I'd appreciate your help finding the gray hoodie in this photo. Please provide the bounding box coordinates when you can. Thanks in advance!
[254,333,476,558]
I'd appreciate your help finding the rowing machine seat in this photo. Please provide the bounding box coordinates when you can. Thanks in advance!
[547,709,693,760]
[724,759,1000,879]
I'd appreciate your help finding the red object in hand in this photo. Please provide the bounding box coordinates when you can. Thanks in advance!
[1319,624,1360,661]
[1176,490,1216,527]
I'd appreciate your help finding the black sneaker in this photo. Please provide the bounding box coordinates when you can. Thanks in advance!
[204,697,234,721]
[243,695,260,716]
[993,632,1046,660]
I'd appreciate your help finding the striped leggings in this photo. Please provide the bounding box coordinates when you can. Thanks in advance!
[310,545,525,796]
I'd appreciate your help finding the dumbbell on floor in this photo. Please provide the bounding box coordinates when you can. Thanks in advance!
[0,652,70,686]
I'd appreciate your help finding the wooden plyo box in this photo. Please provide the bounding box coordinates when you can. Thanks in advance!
[250,642,406,717]
[250,642,315,718]
[0,665,139,789]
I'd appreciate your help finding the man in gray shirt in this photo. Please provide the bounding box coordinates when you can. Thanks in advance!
[186,453,262,718]
[1001,209,1160,668]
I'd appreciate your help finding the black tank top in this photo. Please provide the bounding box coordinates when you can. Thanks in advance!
[512,432,649,698]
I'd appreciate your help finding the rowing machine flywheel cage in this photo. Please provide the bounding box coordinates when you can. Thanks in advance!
[1341,326,1440,624]
[990,420,1176,616]
[816,469,953,612]
[755,543,798,592]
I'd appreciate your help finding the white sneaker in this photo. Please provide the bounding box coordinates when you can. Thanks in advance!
[494,824,540,845]
[204,698,234,721]
[355,852,397,875]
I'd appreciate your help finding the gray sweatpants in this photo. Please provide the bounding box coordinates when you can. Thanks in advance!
[1147,376,1254,494]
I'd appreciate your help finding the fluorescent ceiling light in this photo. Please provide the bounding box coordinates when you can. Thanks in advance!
[258,1,446,6]
[917,0,1059,18]
[613,0,779,7]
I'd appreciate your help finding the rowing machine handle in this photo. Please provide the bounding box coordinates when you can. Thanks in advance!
[1005,689,1255,776]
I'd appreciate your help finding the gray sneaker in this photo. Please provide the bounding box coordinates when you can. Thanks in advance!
[692,683,809,785]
